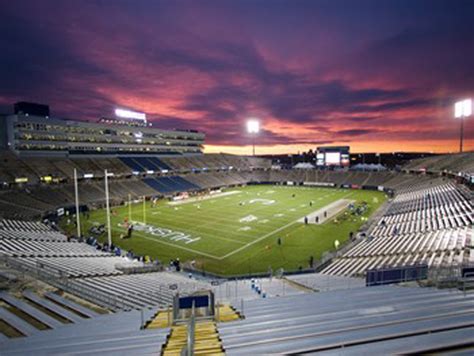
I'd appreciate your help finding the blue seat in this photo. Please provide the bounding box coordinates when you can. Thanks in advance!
[119,157,145,172]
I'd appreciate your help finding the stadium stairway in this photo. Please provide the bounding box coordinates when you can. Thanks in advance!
[145,308,172,329]
[161,321,224,356]
[146,303,241,330]
[216,303,241,323]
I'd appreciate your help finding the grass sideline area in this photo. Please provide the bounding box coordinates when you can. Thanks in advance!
[63,185,387,276]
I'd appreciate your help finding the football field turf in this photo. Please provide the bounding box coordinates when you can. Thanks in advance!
[74,185,387,276]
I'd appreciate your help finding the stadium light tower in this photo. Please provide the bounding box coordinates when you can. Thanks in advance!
[247,119,260,156]
[455,99,472,153]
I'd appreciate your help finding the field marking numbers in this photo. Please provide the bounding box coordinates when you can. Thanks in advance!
[218,190,356,260]
[248,198,275,206]
[119,187,358,261]
[239,215,258,223]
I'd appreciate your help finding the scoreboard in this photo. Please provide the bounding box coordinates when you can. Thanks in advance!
[316,146,350,167]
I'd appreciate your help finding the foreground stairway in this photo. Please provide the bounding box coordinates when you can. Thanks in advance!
[146,308,171,329]
[147,303,241,330]
[161,320,224,355]
[216,304,241,323]
[147,302,241,354]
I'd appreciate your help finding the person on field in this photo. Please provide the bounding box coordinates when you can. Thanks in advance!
[127,224,134,239]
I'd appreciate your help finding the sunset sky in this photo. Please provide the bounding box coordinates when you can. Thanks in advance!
[1,0,473,154]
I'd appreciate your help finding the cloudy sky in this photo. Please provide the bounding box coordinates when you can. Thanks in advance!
[1,0,473,154]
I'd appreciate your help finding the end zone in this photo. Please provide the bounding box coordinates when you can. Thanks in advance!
[298,199,355,224]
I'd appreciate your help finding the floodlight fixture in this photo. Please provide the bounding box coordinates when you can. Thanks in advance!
[246,119,260,156]
[247,119,260,134]
[455,99,472,118]
[454,99,472,153]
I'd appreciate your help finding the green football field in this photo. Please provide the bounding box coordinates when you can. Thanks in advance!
[66,185,387,276]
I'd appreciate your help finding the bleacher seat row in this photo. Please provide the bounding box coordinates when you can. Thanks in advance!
[322,182,473,277]
[404,152,474,175]
[220,285,474,355]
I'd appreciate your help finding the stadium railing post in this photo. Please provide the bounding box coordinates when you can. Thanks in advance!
[185,300,195,356]
[167,304,171,327]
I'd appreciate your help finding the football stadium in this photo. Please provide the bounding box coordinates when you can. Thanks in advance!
[1,1,474,355]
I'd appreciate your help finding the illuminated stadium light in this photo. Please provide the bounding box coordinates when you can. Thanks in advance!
[455,99,472,118]
[454,99,472,153]
[114,108,147,122]
[247,119,260,134]
[247,119,260,156]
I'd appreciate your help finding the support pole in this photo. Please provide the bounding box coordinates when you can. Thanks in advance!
[104,170,112,247]
[167,305,171,327]
[143,195,146,224]
[186,301,195,356]
[460,117,464,153]
[73,169,81,238]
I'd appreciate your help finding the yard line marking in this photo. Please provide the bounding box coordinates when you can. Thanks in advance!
[218,219,299,260]
[110,187,358,261]
[218,191,355,260]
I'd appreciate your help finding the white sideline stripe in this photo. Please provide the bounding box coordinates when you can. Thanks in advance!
[219,191,356,260]
[113,190,357,261]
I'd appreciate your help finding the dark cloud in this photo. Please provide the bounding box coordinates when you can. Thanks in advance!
[0,0,472,152]
[337,129,376,136]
